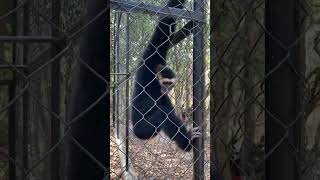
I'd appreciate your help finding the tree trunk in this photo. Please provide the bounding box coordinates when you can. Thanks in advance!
[240,5,259,178]
[210,1,232,179]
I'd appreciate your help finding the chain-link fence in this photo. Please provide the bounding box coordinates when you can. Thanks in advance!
[109,0,320,179]
[110,0,209,179]
[211,0,320,180]
[0,0,108,179]
[1,0,320,180]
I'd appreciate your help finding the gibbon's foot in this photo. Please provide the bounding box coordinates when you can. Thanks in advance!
[190,126,202,141]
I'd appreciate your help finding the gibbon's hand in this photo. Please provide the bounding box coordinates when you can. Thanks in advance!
[190,126,202,141]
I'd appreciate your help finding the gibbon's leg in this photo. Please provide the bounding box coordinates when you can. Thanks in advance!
[132,113,160,139]
[133,122,157,139]
[135,103,202,151]
[146,106,188,145]
[153,104,192,151]
[155,96,202,151]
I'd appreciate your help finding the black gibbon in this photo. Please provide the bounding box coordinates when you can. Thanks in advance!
[131,0,200,151]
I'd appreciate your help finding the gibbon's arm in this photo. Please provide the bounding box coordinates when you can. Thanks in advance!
[168,20,195,49]
[142,0,186,69]
[150,102,191,151]
[157,103,201,151]
[157,95,201,151]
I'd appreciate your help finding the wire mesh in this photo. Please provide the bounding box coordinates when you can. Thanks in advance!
[0,0,104,179]
[210,0,320,180]
[110,0,209,179]
[0,0,320,180]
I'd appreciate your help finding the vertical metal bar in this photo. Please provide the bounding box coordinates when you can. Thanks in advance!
[22,2,30,179]
[9,84,16,180]
[112,14,117,128]
[125,12,130,172]
[14,0,26,179]
[115,12,121,138]
[265,0,302,179]
[107,3,111,177]
[9,1,19,180]
[51,0,61,179]
[193,0,205,179]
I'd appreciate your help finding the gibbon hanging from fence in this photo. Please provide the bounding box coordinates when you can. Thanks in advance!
[131,0,200,151]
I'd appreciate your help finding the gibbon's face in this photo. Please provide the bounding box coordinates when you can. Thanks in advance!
[156,67,176,94]
[158,75,176,94]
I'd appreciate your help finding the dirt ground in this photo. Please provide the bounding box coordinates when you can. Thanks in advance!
[110,130,210,180]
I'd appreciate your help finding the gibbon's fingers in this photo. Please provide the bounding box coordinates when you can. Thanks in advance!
[190,127,202,141]
[192,131,202,137]
[190,134,201,141]
[192,126,200,132]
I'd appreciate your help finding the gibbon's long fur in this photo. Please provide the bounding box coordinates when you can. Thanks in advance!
[131,0,198,151]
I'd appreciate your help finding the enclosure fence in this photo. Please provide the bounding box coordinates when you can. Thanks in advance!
[210,0,320,180]
[110,0,208,179]
[0,0,108,179]
[0,0,320,180]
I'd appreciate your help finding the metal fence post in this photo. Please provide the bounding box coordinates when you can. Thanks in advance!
[125,11,130,172]
[51,0,61,179]
[193,0,205,179]
[265,0,303,179]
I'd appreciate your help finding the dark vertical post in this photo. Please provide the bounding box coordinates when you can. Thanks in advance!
[14,0,26,179]
[125,13,130,171]
[193,0,205,179]
[107,1,111,177]
[2,2,16,178]
[68,0,108,179]
[22,2,30,178]
[51,0,61,179]
[112,15,117,129]
[9,84,16,180]
[265,0,302,180]
[115,12,121,138]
